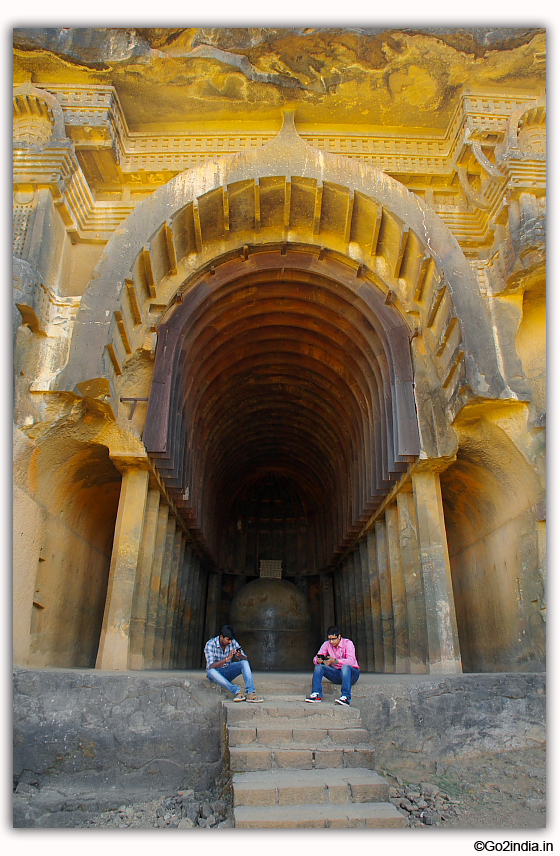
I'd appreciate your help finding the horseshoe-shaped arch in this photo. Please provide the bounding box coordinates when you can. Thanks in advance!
[54,114,512,567]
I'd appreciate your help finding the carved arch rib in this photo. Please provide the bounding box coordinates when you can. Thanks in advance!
[56,116,510,417]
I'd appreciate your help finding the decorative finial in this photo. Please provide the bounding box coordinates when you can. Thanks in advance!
[261,107,310,154]
[280,109,296,132]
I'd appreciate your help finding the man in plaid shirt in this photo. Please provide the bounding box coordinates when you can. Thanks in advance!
[204,624,264,702]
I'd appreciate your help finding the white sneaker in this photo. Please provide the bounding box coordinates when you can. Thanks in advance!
[305,693,322,703]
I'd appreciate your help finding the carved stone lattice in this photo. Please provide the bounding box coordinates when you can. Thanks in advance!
[13,207,31,257]
[260,560,282,579]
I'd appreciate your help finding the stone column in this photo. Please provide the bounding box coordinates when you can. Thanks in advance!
[182,551,196,668]
[386,503,410,673]
[153,518,177,668]
[144,502,170,668]
[334,567,344,639]
[129,488,161,670]
[176,545,193,667]
[375,518,395,673]
[96,465,149,670]
[186,556,202,668]
[412,469,462,674]
[192,564,208,668]
[166,534,182,668]
[203,571,222,645]
[162,528,184,668]
[189,556,202,669]
[347,557,357,642]
[365,531,384,672]
[358,539,375,671]
[341,560,351,637]
[320,574,335,638]
[346,555,358,645]
[187,553,203,669]
[397,487,428,673]
[170,535,187,667]
[350,550,367,668]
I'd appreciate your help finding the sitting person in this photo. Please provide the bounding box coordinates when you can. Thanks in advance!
[204,624,264,703]
[306,625,360,706]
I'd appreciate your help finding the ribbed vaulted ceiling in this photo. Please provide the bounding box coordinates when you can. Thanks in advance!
[143,247,419,570]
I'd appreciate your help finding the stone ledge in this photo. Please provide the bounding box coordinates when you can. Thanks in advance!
[13,668,545,795]
[353,671,545,767]
[13,667,224,794]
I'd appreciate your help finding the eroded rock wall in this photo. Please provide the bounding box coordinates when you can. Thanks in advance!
[355,673,545,768]
[13,668,224,794]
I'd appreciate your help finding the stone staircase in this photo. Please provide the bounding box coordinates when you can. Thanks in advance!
[225,693,406,828]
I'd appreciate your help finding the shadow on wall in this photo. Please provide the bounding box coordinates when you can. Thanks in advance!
[19,433,121,668]
[515,279,546,417]
[441,415,545,673]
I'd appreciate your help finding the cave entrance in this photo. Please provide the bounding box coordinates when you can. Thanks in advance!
[219,472,319,670]
[143,245,420,670]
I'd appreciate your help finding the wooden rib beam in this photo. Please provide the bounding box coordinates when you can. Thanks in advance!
[371,206,383,256]
[343,191,355,245]
[427,282,447,327]
[413,256,433,302]
[105,342,122,376]
[254,179,260,231]
[164,220,177,276]
[313,182,323,235]
[192,201,203,253]
[284,179,292,232]
[125,277,142,325]
[142,246,156,298]
[222,188,230,233]
[395,226,410,279]
[436,316,460,357]
[442,347,465,389]
[114,309,132,354]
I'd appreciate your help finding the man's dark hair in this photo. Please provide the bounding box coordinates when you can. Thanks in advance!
[326,625,340,637]
[220,624,235,639]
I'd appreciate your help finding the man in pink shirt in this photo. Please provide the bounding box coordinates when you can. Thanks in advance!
[305,625,360,706]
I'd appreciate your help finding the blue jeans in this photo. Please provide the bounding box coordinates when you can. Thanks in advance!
[312,663,360,701]
[206,660,255,696]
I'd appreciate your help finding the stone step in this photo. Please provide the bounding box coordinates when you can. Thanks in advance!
[227,712,363,730]
[228,723,369,746]
[232,767,390,806]
[231,672,329,696]
[234,802,407,828]
[229,743,374,772]
[223,695,387,828]
[224,699,361,725]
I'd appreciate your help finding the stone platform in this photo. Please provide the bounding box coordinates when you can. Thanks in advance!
[14,667,545,816]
